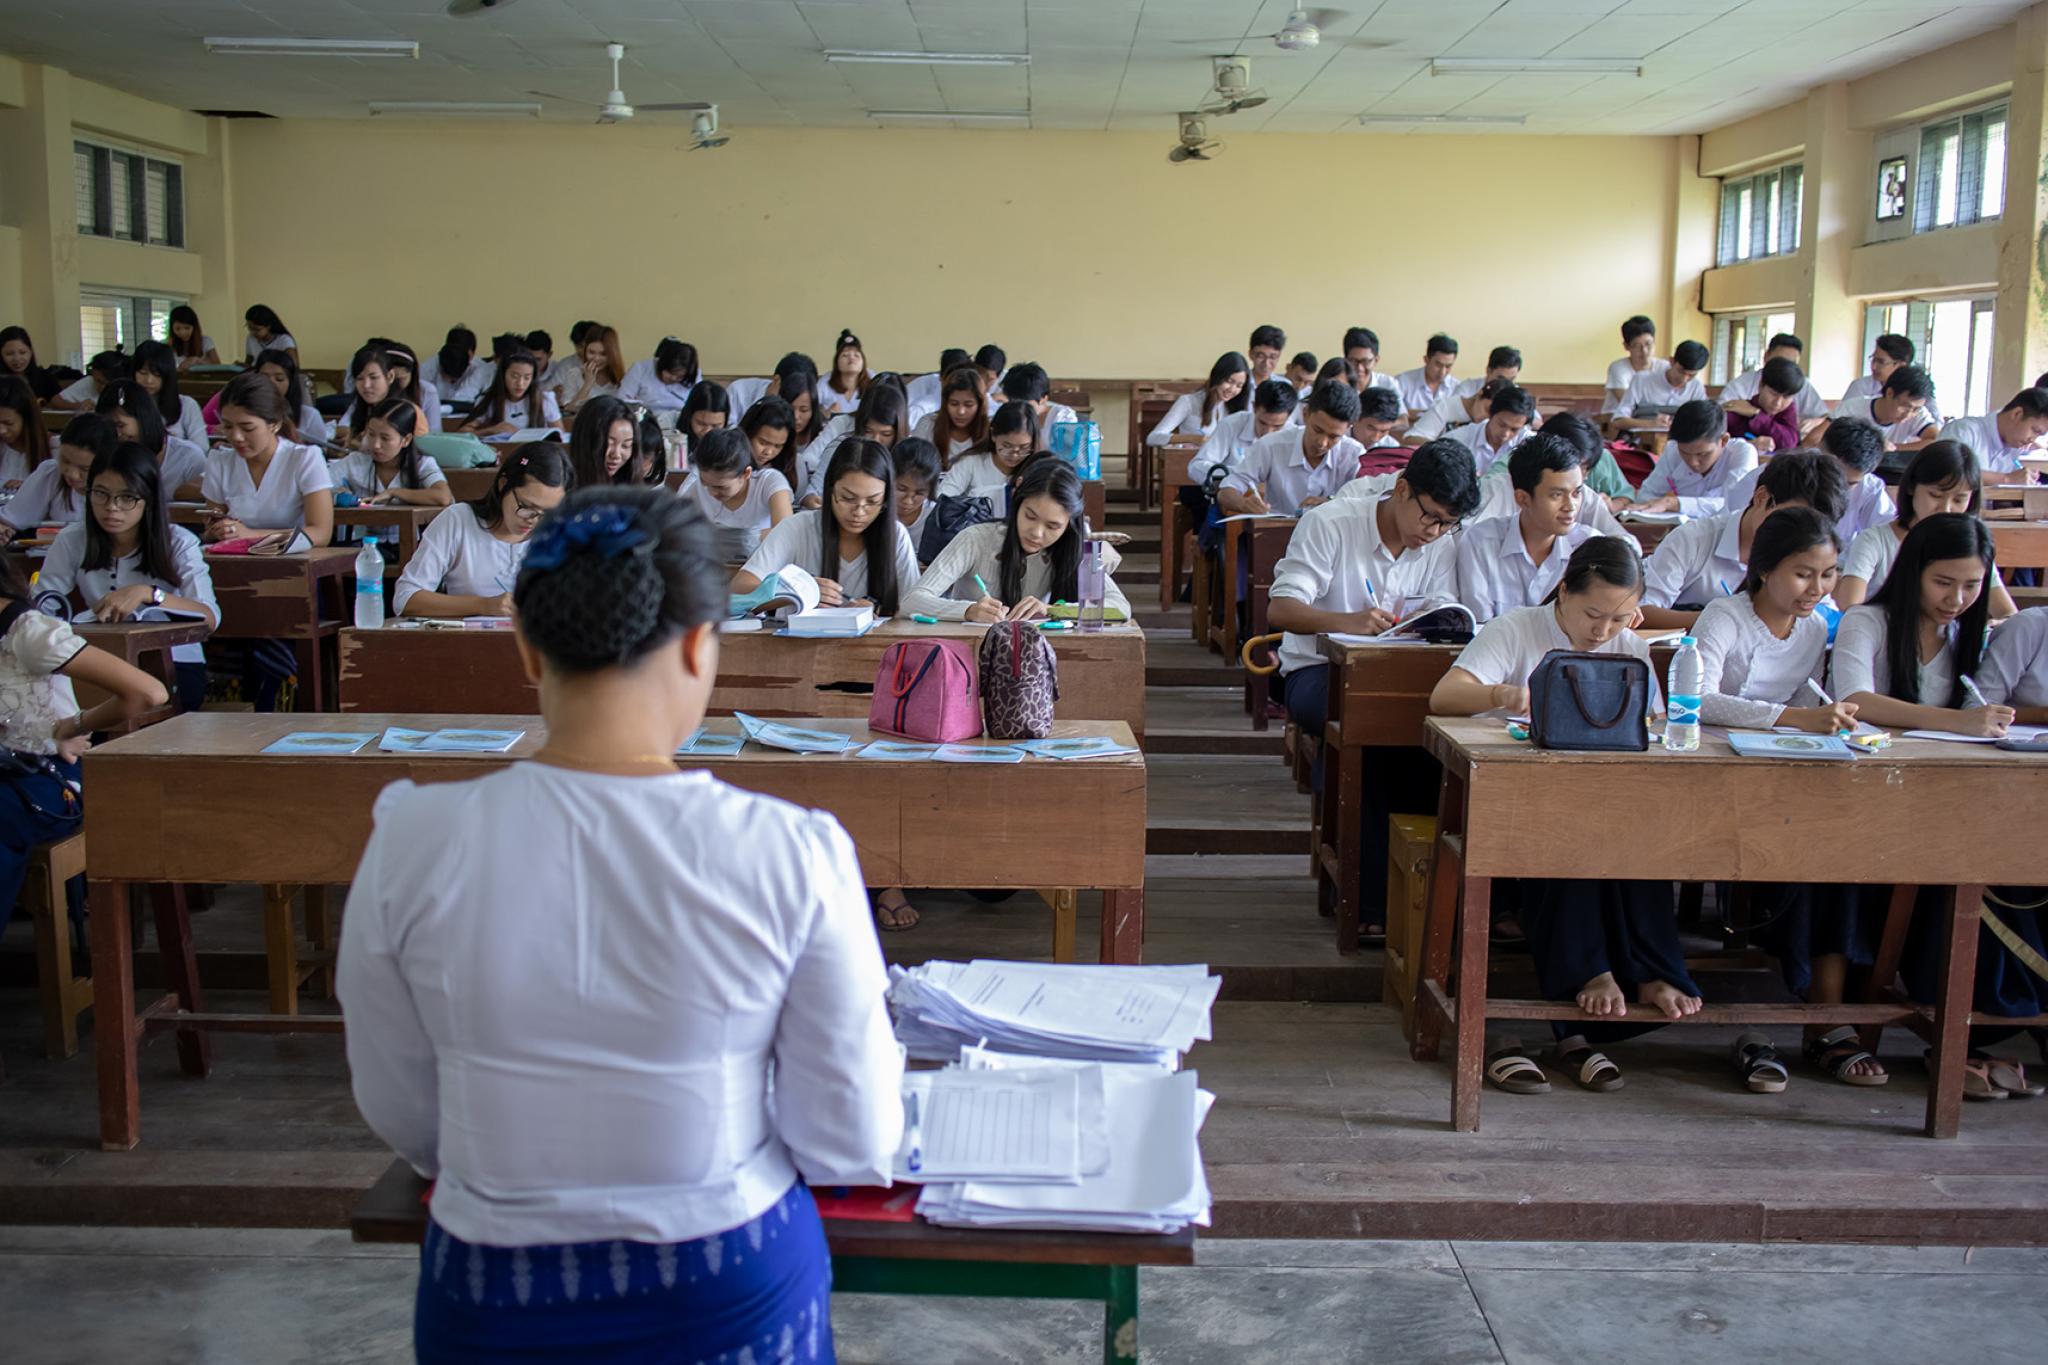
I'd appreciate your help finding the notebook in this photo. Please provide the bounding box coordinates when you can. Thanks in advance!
[1725,732,1861,761]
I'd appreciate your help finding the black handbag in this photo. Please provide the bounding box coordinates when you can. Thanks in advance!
[1527,649,1650,752]
[918,492,997,563]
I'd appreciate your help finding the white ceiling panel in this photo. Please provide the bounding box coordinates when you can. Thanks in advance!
[0,0,2029,134]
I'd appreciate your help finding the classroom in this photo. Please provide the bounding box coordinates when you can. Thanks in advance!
[3,2,2048,1362]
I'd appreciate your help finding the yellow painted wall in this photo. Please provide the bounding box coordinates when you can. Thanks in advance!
[226,121,1683,385]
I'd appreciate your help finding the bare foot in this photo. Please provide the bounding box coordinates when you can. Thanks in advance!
[873,888,920,931]
[1640,979,1702,1020]
[1576,972,1626,1017]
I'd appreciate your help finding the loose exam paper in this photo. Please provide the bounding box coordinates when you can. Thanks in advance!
[952,961,1218,1047]
[894,1068,1082,1184]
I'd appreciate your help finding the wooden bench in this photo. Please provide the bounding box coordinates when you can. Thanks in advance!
[25,833,90,1059]
[351,1157,1192,1365]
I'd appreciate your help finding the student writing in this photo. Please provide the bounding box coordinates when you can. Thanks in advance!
[1611,339,1709,432]
[1817,364,1938,451]
[1835,439,2013,615]
[734,437,919,613]
[47,350,127,412]
[393,444,570,619]
[936,401,1039,502]
[1840,333,1942,425]
[1455,433,1602,622]
[242,304,298,367]
[94,380,207,501]
[903,458,1125,624]
[1217,380,1363,516]
[330,400,453,508]
[676,381,733,463]
[678,426,792,557]
[460,350,563,441]
[1938,387,2048,474]
[0,412,107,543]
[904,347,971,425]
[1437,383,1535,477]
[427,326,491,404]
[167,304,220,369]
[199,370,334,546]
[1638,450,1844,629]
[618,337,700,411]
[1190,379,1299,489]
[1630,399,1759,517]
[1977,605,2048,725]
[1406,349,1524,444]
[1472,410,1638,531]
[1720,416,1896,544]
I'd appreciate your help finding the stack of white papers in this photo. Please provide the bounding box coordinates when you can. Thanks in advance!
[888,960,1220,1068]
[785,604,876,637]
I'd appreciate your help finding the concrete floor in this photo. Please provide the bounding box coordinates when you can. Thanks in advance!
[1,1225,2043,1364]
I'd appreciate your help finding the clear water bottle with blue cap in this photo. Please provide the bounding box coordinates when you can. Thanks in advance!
[1663,634,1701,752]
[354,535,386,630]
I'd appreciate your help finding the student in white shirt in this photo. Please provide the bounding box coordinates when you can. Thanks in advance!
[0,376,45,489]
[1248,324,1287,390]
[460,351,563,442]
[1341,326,1399,393]
[678,426,792,559]
[375,342,443,433]
[1602,314,1662,413]
[1816,365,1939,451]
[1191,379,1299,487]
[131,341,207,445]
[1439,383,1536,477]
[330,399,452,508]
[1472,411,1641,545]
[1836,439,2014,623]
[1639,450,1844,629]
[904,458,1125,624]
[936,401,1039,502]
[47,350,127,412]
[892,436,941,558]
[340,485,900,1363]
[1406,348,1524,444]
[1694,508,1857,734]
[1351,386,1407,454]
[545,322,625,418]
[337,343,401,444]
[1612,339,1709,431]
[726,351,819,419]
[1285,351,1319,400]
[972,343,1007,408]
[1719,332,1829,431]
[675,381,732,464]
[1840,333,1942,425]
[1456,433,1599,621]
[997,362,1077,442]
[1831,514,2011,739]
[1630,399,1759,518]
[799,381,908,506]
[241,304,297,367]
[394,445,570,617]
[38,442,219,708]
[739,394,804,498]
[1146,352,1249,446]
[167,304,220,369]
[198,371,334,546]
[427,326,491,405]
[248,348,329,447]
[1219,380,1363,517]
[616,337,698,411]
[904,347,970,425]
[0,412,109,541]
[816,329,871,417]
[1978,605,2048,724]
[566,394,664,490]
[95,380,206,501]
[910,366,989,467]
[1939,387,2048,474]
[1394,334,1460,418]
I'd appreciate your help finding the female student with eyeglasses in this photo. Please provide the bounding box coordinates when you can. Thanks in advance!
[392,444,571,619]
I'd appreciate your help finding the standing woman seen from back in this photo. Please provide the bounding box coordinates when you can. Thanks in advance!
[340,487,901,1364]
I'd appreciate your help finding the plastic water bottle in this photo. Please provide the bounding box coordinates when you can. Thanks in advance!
[354,536,386,630]
[1663,634,1701,752]
[1078,538,1107,632]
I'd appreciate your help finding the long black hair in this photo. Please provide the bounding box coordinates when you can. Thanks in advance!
[252,347,308,420]
[740,395,800,486]
[1205,351,1253,418]
[1868,512,1995,706]
[167,304,208,360]
[854,374,910,448]
[82,443,177,582]
[999,458,1087,605]
[94,380,169,455]
[778,370,826,449]
[972,400,1040,471]
[677,381,730,456]
[1542,535,1644,604]
[435,326,478,386]
[0,327,55,401]
[474,442,573,531]
[130,340,184,425]
[0,375,50,464]
[244,304,291,343]
[1739,506,1840,595]
[361,398,431,490]
[818,438,900,615]
[1896,439,1982,528]
[569,395,641,489]
[652,337,700,387]
[472,349,546,429]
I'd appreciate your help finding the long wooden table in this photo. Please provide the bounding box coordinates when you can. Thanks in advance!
[1413,716,2048,1139]
[84,712,1148,1149]
[338,620,1149,737]
[352,1158,1188,1365]
[203,547,357,711]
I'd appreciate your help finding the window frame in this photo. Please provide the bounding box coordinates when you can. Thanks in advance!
[72,136,185,249]
[79,290,188,358]
[1715,161,1804,267]
[1860,293,1997,416]
[1911,101,2008,235]
[1706,309,1797,387]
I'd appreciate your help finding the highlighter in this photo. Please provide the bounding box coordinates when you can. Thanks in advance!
[911,614,940,624]
[972,573,992,598]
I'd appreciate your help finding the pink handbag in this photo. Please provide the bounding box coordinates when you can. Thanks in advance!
[871,640,983,742]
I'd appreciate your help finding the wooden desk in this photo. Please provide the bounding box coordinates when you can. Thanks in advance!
[74,620,211,732]
[203,547,357,711]
[1619,516,1678,554]
[84,712,1148,1149]
[1413,716,2048,1139]
[1081,478,1106,531]
[1156,441,1202,612]
[1127,384,1198,509]
[1982,484,2048,519]
[352,1158,1187,1365]
[332,505,445,567]
[339,620,1149,737]
[443,467,499,501]
[1224,518,1297,727]
[1988,519,2048,574]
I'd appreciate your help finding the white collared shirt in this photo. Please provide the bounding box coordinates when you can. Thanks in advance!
[935,450,1014,502]
[1939,413,2038,474]
[1439,419,1531,478]
[904,371,943,425]
[1832,395,1937,448]
[724,376,771,414]
[470,390,563,441]
[338,763,903,1247]
[1830,602,1958,705]
[1221,426,1364,515]
[740,508,920,606]
[1614,368,1706,419]
[1450,603,1660,715]
[1146,390,1225,447]
[909,412,977,466]
[1841,375,1942,425]
[56,375,100,404]
[1722,466,1894,542]
[1637,439,1759,518]
[617,359,693,410]
[328,450,448,500]
[1361,371,1398,392]
[430,357,492,404]
[1394,367,1453,414]
[37,522,218,662]
[162,437,207,497]
[1692,592,1829,728]
[0,459,86,531]
[1407,381,1485,441]
[1604,355,1665,411]
[297,403,331,447]
[1190,409,1283,485]
[171,394,208,445]
[1454,516,1596,622]
[1979,606,2048,708]
[900,521,1128,622]
[247,331,298,364]
[816,376,865,418]
[1641,507,1745,608]
[1473,465,1642,550]
[1718,369,1829,422]
[391,502,526,612]
[679,466,791,531]
[1268,492,1461,673]
[201,439,331,530]
[1841,520,1904,594]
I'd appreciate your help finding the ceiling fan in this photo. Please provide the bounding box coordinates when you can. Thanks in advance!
[528,42,717,127]
[1199,56,1268,116]
[1175,8,1393,55]
[1168,112,1223,164]
[447,0,520,14]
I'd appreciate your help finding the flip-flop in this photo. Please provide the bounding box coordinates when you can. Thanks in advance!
[1732,1031,1788,1094]
[1555,1044,1624,1092]
[1928,1050,2010,1101]
[1980,1054,2045,1099]
[873,890,920,932]
[1485,1043,1551,1095]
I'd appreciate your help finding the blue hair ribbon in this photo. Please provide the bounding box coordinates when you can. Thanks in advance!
[520,505,648,572]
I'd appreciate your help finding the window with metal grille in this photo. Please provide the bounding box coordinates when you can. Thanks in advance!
[1913,103,2007,234]
[1715,163,1803,267]
[1706,310,1797,386]
[72,138,184,247]
[1861,295,1996,415]
[79,291,187,358]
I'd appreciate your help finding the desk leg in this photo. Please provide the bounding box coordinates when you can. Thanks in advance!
[148,884,210,1078]
[1451,873,1493,1133]
[1220,528,1242,663]
[263,884,300,1016]
[1331,740,1362,954]
[305,885,335,997]
[1413,767,1467,1060]
[1100,888,1144,965]
[1039,889,1078,963]
[1158,497,1177,612]
[1103,1264,1138,1364]
[1925,884,1984,1140]
[90,878,140,1150]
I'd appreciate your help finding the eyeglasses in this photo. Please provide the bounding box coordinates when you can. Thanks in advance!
[833,491,886,515]
[510,491,548,523]
[1410,492,1463,535]
[994,440,1034,460]
[88,489,144,511]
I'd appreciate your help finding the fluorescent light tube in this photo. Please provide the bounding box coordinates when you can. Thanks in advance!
[206,37,420,59]
[1430,57,1641,76]
[1357,113,1528,125]
[867,110,1031,125]
[370,101,541,118]
[828,50,1029,67]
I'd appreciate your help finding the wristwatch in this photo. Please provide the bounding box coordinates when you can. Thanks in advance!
[150,586,164,607]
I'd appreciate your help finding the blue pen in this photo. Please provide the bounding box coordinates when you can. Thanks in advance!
[904,1092,924,1174]
[1363,577,1379,608]
[1718,578,1733,596]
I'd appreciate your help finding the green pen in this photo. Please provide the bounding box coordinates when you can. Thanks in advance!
[911,614,940,624]
[972,573,992,598]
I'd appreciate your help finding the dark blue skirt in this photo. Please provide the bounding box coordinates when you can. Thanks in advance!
[415,1182,835,1364]
[1902,885,2048,1020]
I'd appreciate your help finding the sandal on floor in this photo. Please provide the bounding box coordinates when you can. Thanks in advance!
[1956,1055,2009,1101]
[1979,1053,2046,1099]
[1554,1039,1624,1092]
[1731,1031,1788,1094]
[1807,1026,1889,1087]
[1490,916,1526,946]
[1485,1041,1551,1095]
[873,889,920,932]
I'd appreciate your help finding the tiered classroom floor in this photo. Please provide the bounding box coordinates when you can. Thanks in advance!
[2,488,2046,1246]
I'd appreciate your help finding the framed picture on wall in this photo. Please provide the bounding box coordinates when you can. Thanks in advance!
[1876,156,1908,221]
